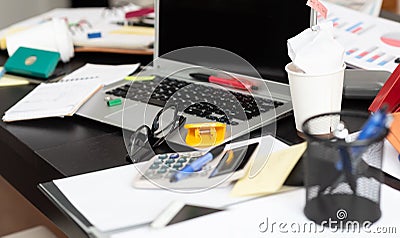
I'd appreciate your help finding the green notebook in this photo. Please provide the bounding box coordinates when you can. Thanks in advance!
[4,47,60,79]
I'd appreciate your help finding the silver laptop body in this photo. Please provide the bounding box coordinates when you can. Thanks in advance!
[77,0,295,147]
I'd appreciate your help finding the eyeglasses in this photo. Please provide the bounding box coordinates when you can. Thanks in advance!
[126,105,186,163]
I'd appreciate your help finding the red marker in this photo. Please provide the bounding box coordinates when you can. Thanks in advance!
[189,73,255,91]
[125,7,154,19]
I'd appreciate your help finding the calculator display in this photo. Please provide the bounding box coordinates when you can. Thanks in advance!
[209,143,258,178]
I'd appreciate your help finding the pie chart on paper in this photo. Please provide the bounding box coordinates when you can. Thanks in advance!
[381,32,400,47]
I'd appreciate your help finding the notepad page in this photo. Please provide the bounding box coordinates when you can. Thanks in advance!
[60,63,140,86]
[2,80,102,122]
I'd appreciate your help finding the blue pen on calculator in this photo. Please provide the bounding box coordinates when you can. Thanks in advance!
[170,143,226,183]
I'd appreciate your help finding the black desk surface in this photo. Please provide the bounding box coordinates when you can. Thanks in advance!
[0,47,398,237]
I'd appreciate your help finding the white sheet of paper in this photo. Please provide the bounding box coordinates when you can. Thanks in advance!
[53,136,288,232]
[111,185,400,238]
[60,63,140,86]
[320,1,400,72]
[2,80,102,122]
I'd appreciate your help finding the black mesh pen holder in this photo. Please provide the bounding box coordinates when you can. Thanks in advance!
[302,111,388,226]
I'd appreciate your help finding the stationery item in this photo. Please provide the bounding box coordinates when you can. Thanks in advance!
[53,164,250,232]
[368,64,400,113]
[52,135,287,232]
[326,0,383,16]
[319,2,400,72]
[184,122,226,147]
[0,68,5,79]
[124,75,155,81]
[60,63,140,86]
[2,80,102,122]
[135,141,258,188]
[109,25,154,35]
[0,67,29,87]
[302,111,387,225]
[230,142,306,197]
[189,73,254,91]
[4,47,60,79]
[125,7,154,19]
[170,143,227,183]
[109,185,400,238]
[107,98,122,107]
[6,18,74,63]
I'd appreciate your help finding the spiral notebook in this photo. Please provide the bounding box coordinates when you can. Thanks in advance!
[2,80,103,122]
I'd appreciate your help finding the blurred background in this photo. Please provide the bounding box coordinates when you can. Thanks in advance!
[0,0,154,29]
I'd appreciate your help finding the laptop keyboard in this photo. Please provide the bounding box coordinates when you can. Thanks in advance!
[106,76,283,125]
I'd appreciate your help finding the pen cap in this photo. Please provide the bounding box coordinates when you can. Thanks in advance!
[302,111,388,226]
[6,18,74,63]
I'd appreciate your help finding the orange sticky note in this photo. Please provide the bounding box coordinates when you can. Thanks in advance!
[307,0,328,19]
[387,112,400,153]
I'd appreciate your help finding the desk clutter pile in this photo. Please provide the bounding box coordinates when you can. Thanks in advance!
[1,1,400,237]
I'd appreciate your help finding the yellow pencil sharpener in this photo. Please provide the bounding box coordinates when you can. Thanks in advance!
[184,122,226,147]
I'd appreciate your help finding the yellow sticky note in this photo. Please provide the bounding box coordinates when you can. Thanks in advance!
[0,67,30,87]
[110,26,154,36]
[230,142,307,197]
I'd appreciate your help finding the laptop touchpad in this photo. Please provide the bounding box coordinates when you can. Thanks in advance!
[105,103,160,130]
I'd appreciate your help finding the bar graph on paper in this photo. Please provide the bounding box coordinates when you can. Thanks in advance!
[345,45,395,68]
[319,1,400,72]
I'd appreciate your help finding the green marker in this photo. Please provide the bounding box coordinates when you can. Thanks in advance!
[107,98,122,107]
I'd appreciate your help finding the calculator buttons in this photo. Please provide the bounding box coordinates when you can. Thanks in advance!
[142,151,209,182]
[158,154,168,160]
[177,158,187,163]
[150,164,160,170]
[169,153,179,159]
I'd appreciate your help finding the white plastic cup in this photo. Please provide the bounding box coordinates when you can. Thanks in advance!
[285,62,345,134]
[6,18,74,63]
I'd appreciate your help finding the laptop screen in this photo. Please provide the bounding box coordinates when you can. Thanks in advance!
[156,0,309,83]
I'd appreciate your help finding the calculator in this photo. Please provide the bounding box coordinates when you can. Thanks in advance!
[132,139,260,189]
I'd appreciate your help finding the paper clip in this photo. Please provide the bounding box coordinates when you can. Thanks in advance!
[184,122,226,146]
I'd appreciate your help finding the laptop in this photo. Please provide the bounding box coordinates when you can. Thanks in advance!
[77,0,309,149]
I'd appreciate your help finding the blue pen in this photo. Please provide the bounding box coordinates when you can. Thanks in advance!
[357,107,388,141]
[170,144,225,183]
[335,107,389,171]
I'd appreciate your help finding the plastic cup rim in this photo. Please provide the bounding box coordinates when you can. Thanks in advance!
[285,62,346,77]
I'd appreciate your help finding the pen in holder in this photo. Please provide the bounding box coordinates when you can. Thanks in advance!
[302,111,388,226]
